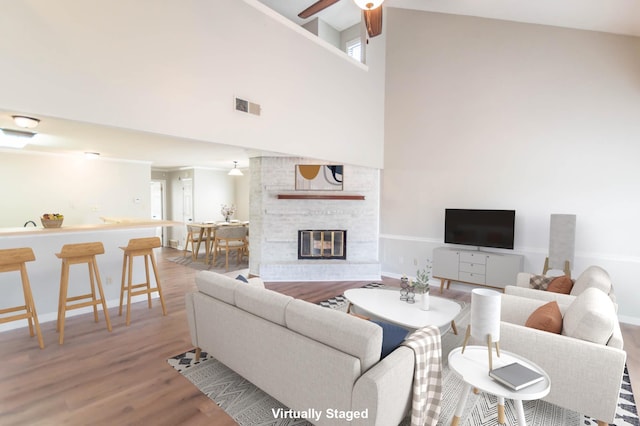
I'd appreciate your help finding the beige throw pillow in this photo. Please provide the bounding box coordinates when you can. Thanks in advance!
[562,287,616,345]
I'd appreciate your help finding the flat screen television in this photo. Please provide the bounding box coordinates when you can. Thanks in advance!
[444,209,515,250]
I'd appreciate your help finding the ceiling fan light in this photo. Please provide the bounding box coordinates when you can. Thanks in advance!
[353,0,384,10]
[0,128,35,148]
[12,115,40,129]
[228,161,244,176]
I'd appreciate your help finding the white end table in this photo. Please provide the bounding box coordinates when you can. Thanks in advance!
[448,346,550,425]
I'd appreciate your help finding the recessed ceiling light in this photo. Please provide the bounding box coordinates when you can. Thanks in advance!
[12,115,40,129]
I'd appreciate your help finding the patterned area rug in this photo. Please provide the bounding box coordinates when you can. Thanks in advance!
[169,285,639,426]
[169,251,248,273]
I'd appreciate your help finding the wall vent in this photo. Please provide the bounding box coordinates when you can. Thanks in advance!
[235,97,261,116]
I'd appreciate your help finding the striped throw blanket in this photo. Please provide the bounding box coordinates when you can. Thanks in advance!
[401,325,442,426]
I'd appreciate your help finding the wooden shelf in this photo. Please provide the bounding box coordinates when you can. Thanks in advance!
[277,194,365,200]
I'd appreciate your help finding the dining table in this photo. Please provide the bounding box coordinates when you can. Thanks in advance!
[188,221,249,265]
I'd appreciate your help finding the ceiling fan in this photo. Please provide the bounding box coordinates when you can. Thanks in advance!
[298,0,384,38]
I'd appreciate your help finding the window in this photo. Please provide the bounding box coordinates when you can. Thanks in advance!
[346,37,362,63]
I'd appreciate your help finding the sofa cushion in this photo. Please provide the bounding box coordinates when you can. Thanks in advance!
[235,284,292,326]
[285,299,383,372]
[195,271,238,305]
[371,320,409,358]
[570,265,612,296]
[547,276,574,294]
[524,301,563,334]
[562,287,616,345]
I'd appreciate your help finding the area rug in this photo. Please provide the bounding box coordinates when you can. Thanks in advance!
[168,348,637,426]
[169,251,248,273]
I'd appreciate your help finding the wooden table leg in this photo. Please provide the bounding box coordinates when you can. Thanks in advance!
[498,396,506,424]
[194,228,205,262]
[451,320,458,335]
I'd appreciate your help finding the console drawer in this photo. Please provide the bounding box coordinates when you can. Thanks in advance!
[459,252,487,264]
[459,262,486,274]
[459,271,486,285]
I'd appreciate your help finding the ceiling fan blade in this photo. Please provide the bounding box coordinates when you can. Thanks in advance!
[364,6,383,37]
[298,0,341,19]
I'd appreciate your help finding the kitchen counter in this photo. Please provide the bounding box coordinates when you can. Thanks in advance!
[0,219,183,335]
[0,219,181,236]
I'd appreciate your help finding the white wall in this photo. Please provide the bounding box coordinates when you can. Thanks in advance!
[381,9,640,323]
[193,168,236,223]
[0,151,150,227]
[0,0,386,169]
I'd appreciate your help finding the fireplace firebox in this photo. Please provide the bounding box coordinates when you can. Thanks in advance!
[298,230,347,260]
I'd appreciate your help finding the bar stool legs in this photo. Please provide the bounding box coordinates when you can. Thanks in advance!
[0,248,44,349]
[119,237,167,326]
[55,242,112,345]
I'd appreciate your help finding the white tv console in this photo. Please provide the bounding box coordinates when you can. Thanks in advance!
[433,246,524,293]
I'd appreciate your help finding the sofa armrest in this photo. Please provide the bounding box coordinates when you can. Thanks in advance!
[184,291,198,349]
[505,285,577,306]
[352,346,414,426]
[500,321,626,423]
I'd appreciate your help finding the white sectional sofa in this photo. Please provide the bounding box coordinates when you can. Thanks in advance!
[184,271,416,426]
[499,286,626,425]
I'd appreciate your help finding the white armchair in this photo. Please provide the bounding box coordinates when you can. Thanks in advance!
[499,290,626,425]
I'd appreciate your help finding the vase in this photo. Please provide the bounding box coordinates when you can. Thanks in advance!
[225,215,231,222]
[420,291,430,311]
[406,287,415,304]
[400,276,409,301]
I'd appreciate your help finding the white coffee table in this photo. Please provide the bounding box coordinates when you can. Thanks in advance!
[448,346,550,426]
[343,288,463,334]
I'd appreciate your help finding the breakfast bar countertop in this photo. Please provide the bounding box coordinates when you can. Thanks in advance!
[0,218,182,237]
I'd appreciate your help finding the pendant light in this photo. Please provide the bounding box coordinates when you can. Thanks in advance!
[228,161,243,176]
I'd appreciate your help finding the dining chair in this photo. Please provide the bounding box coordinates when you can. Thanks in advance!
[184,224,209,261]
[212,225,249,270]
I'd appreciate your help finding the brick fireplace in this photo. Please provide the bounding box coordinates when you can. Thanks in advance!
[249,156,381,281]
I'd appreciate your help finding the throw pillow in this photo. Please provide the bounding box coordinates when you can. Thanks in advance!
[371,320,409,358]
[524,301,563,334]
[562,287,616,345]
[547,275,574,294]
[529,274,554,290]
[235,274,249,283]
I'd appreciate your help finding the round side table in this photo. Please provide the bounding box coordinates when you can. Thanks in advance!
[448,345,550,425]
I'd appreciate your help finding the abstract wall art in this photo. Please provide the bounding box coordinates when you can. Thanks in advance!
[295,164,343,191]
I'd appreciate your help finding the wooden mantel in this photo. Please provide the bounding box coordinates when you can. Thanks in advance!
[277,194,365,200]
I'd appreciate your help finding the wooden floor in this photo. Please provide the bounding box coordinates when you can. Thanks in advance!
[0,247,638,425]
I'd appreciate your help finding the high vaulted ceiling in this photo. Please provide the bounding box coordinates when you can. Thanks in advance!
[260,0,640,37]
[2,0,638,171]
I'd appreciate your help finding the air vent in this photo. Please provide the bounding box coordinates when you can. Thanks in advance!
[235,97,261,116]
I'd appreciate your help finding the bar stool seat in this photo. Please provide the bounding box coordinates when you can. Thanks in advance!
[0,248,45,349]
[55,242,112,345]
[119,237,167,326]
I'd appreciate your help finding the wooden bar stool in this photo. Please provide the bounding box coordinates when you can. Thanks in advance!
[55,242,112,345]
[118,237,167,326]
[0,248,45,349]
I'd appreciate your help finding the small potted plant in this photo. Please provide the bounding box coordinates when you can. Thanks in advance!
[412,260,432,310]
